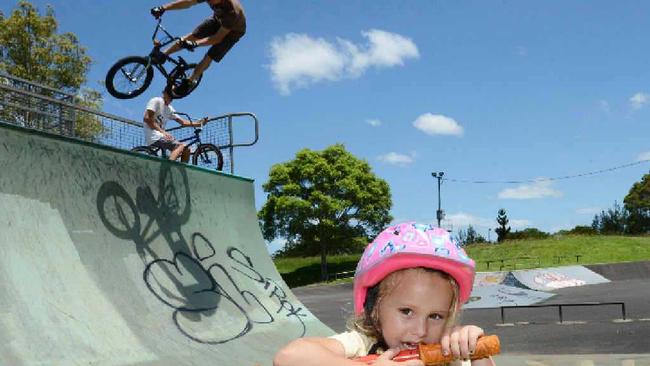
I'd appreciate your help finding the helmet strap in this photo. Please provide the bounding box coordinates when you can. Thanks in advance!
[364,284,379,315]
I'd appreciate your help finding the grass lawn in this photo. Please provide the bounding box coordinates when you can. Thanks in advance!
[273,235,650,288]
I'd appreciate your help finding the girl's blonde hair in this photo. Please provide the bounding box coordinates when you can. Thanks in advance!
[348,267,461,346]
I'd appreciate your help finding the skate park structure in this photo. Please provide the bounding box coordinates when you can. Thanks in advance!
[1,74,649,365]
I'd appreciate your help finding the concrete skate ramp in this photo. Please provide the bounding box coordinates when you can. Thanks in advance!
[473,271,508,287]
[469,267,610,308]
[510,266,609,292]
[468,272,555,309]
[465,284,554,309]
[0,122,332,366]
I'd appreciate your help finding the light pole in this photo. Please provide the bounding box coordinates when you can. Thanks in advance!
[488,228,492,242]
[431,172,444,228]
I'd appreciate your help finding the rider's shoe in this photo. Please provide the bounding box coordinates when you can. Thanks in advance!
[172,78,197,97]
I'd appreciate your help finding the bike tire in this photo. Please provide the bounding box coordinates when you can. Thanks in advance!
[168,63,203,99]
[192,144,224,171]
[106,56,154,99]
[131,146,158,156]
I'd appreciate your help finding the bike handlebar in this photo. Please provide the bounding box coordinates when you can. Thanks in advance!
[152,18,181,47]
[167,112,209,132]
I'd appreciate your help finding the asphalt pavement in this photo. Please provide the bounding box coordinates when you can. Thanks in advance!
[293,263,650,364]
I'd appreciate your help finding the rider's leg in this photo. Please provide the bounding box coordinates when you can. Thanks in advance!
[188,34,239,82]
[173,54,211,95]
[166,17,215,56]
[163,34,200,56]
[189,55,213,82]
[169,143,187,161]
[180,146,191,163]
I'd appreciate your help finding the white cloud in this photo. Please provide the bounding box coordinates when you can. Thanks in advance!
[412,113,464,136]
[576,207,601,215]
[366,119,382,127]
[509,219,532,229]
[498,180,562,200]
[377,152,415,166]
[446,212,493,229]
[446,212,530,230]
[629,92,650,110]
[268,30,419,95]
[340,29,420,77]
[269,34,346,95]
[638,151,650,162]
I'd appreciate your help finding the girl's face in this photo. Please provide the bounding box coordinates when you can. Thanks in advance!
[377,270,453,350]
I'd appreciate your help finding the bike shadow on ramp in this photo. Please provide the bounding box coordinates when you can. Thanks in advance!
[96,163,280,344]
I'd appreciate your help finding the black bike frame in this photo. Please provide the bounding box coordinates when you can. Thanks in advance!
[148,19,189,80]
[149,112,203,158]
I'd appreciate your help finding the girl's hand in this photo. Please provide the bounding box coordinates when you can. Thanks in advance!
[372,348,424,366]
[440,325,485,362]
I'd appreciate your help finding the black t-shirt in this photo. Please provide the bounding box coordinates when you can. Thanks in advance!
[197,0,246,36]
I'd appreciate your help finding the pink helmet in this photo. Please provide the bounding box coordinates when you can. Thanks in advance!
[353,222,475,315]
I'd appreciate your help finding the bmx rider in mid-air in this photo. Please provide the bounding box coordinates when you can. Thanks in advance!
[150,0,246,96]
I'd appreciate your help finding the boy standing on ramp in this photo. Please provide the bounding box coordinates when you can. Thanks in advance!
[143,87,205,162]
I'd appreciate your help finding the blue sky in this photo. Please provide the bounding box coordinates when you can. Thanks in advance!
[6,1,650,253]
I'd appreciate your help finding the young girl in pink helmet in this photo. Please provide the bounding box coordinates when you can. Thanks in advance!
[274,222,495,366]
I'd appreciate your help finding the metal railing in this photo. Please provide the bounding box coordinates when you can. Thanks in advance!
[500,302,627,324]
[0,73,258,174]
[485,254,583,270]
[330,270,355,281]
[485,256,541,270]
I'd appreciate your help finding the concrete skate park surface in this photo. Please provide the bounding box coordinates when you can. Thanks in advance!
[2,122,649,366]
[0,122,333,365]
[293,261,650,365]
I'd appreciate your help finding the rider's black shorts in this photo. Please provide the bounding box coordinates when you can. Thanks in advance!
[192,17,243,62]
[152,138,182,151]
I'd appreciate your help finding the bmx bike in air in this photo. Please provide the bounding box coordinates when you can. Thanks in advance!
[105,19,202,100]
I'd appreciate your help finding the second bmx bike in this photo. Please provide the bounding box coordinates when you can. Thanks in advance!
[131,113,224,171]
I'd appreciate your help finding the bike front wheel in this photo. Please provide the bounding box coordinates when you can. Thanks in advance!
[168,63,203,99]
[130,146,158,156]
[106,56,154,99]
[192,144,224,171]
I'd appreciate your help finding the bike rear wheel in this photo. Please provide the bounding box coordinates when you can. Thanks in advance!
[106,56,154,99]
[192,144,224,171]
[168,63,203,99]
[131,146,158,156]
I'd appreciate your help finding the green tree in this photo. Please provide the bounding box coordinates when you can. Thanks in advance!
[456,225,486,246]
[592,201,627,235]
[623,172,650,234]
[560,225,597,235]
[259,144,392,281]
[508,227,549,240]
[0,1,102,139]
[495,208,511,243]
